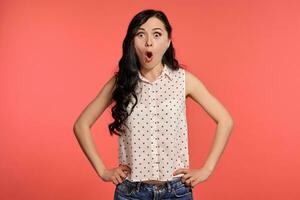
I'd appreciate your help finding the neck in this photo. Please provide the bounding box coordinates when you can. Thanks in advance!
[140,63,165,81]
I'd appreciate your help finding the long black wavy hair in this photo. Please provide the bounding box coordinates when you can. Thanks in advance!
[108,9,185,136]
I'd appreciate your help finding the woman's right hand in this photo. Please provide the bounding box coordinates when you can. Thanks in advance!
[100,164,132,185]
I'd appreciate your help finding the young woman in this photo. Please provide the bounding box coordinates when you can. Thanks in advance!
[73,9,234,200]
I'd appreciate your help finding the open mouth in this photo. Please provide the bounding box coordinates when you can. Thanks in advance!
[146,51,153,58]
[144,51,153,62]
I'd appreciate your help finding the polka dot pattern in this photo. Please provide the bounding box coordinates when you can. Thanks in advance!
[118,64,189,182]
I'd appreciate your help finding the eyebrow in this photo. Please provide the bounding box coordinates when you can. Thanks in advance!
[137,28,163,31]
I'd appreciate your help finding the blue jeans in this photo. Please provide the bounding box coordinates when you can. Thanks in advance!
[114,177,194,200]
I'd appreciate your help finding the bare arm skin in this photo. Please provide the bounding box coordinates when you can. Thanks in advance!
[185,70,234,173]
[73,75,117,177]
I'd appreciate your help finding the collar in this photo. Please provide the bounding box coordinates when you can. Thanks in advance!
[138,64,173,84]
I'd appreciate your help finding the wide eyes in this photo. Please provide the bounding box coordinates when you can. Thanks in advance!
[136,32,162,38]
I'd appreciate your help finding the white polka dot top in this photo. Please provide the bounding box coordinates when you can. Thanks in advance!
[118,64,189,181]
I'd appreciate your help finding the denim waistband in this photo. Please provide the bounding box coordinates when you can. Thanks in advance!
[123,177,184,193]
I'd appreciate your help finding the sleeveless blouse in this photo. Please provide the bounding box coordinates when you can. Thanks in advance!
[118,64,189,181]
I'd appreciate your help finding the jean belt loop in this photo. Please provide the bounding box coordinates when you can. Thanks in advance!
[167,180,171,193]
[136,182,141,192]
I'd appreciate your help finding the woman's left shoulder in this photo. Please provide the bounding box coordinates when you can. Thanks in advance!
[180,67,193,77]
[183,68,199,84]
[183,68,208,98]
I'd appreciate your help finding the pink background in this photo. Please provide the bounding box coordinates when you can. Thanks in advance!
[1,0,299,199]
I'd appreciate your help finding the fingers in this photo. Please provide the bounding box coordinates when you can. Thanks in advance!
[174,168,188,176]
[119,165,131,178]
[184,177,194,187]
[117,168,128,180]
[112,176,118,185]
[112,172,123,185]
[174,168,194,187]
[181,172,192,182]
[120,164,132,172]
[112,166,130,185]
[181,172,193,187]
[115,173,123,184]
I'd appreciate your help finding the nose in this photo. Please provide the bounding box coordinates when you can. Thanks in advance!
[145,36,152,47]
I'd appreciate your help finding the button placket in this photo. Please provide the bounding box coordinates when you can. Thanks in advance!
[149,83,160,178]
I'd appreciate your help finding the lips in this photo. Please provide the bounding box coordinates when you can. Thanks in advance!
[144,51,153,62]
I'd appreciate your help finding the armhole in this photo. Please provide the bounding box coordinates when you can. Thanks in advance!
[183,68,186,103]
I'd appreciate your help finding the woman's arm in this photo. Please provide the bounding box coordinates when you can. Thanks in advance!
[73,75,117,177]
[185,70,234,173]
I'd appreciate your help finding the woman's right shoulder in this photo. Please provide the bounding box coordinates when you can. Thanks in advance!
[103,74,117,92]
[108,74,117,85]
[73,74,118,129]
[93,74,117,107]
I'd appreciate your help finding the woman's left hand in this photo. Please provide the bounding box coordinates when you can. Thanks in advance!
[173,167,212,188]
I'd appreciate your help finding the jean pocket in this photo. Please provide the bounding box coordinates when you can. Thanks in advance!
[116,181,136,196]
[172,185,192,198]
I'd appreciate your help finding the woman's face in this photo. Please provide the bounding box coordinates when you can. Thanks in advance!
[133,17,171,70]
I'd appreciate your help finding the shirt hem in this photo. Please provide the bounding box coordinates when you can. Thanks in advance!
[125,174,184,182]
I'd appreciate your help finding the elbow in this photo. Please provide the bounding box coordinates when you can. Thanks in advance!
[226,117,234,129]
[219,116,234,129]
[226,117,234,134]
[228,117,234,127]
[73,122,80,135]
[73,121,85,135]
[73,120,90,135]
